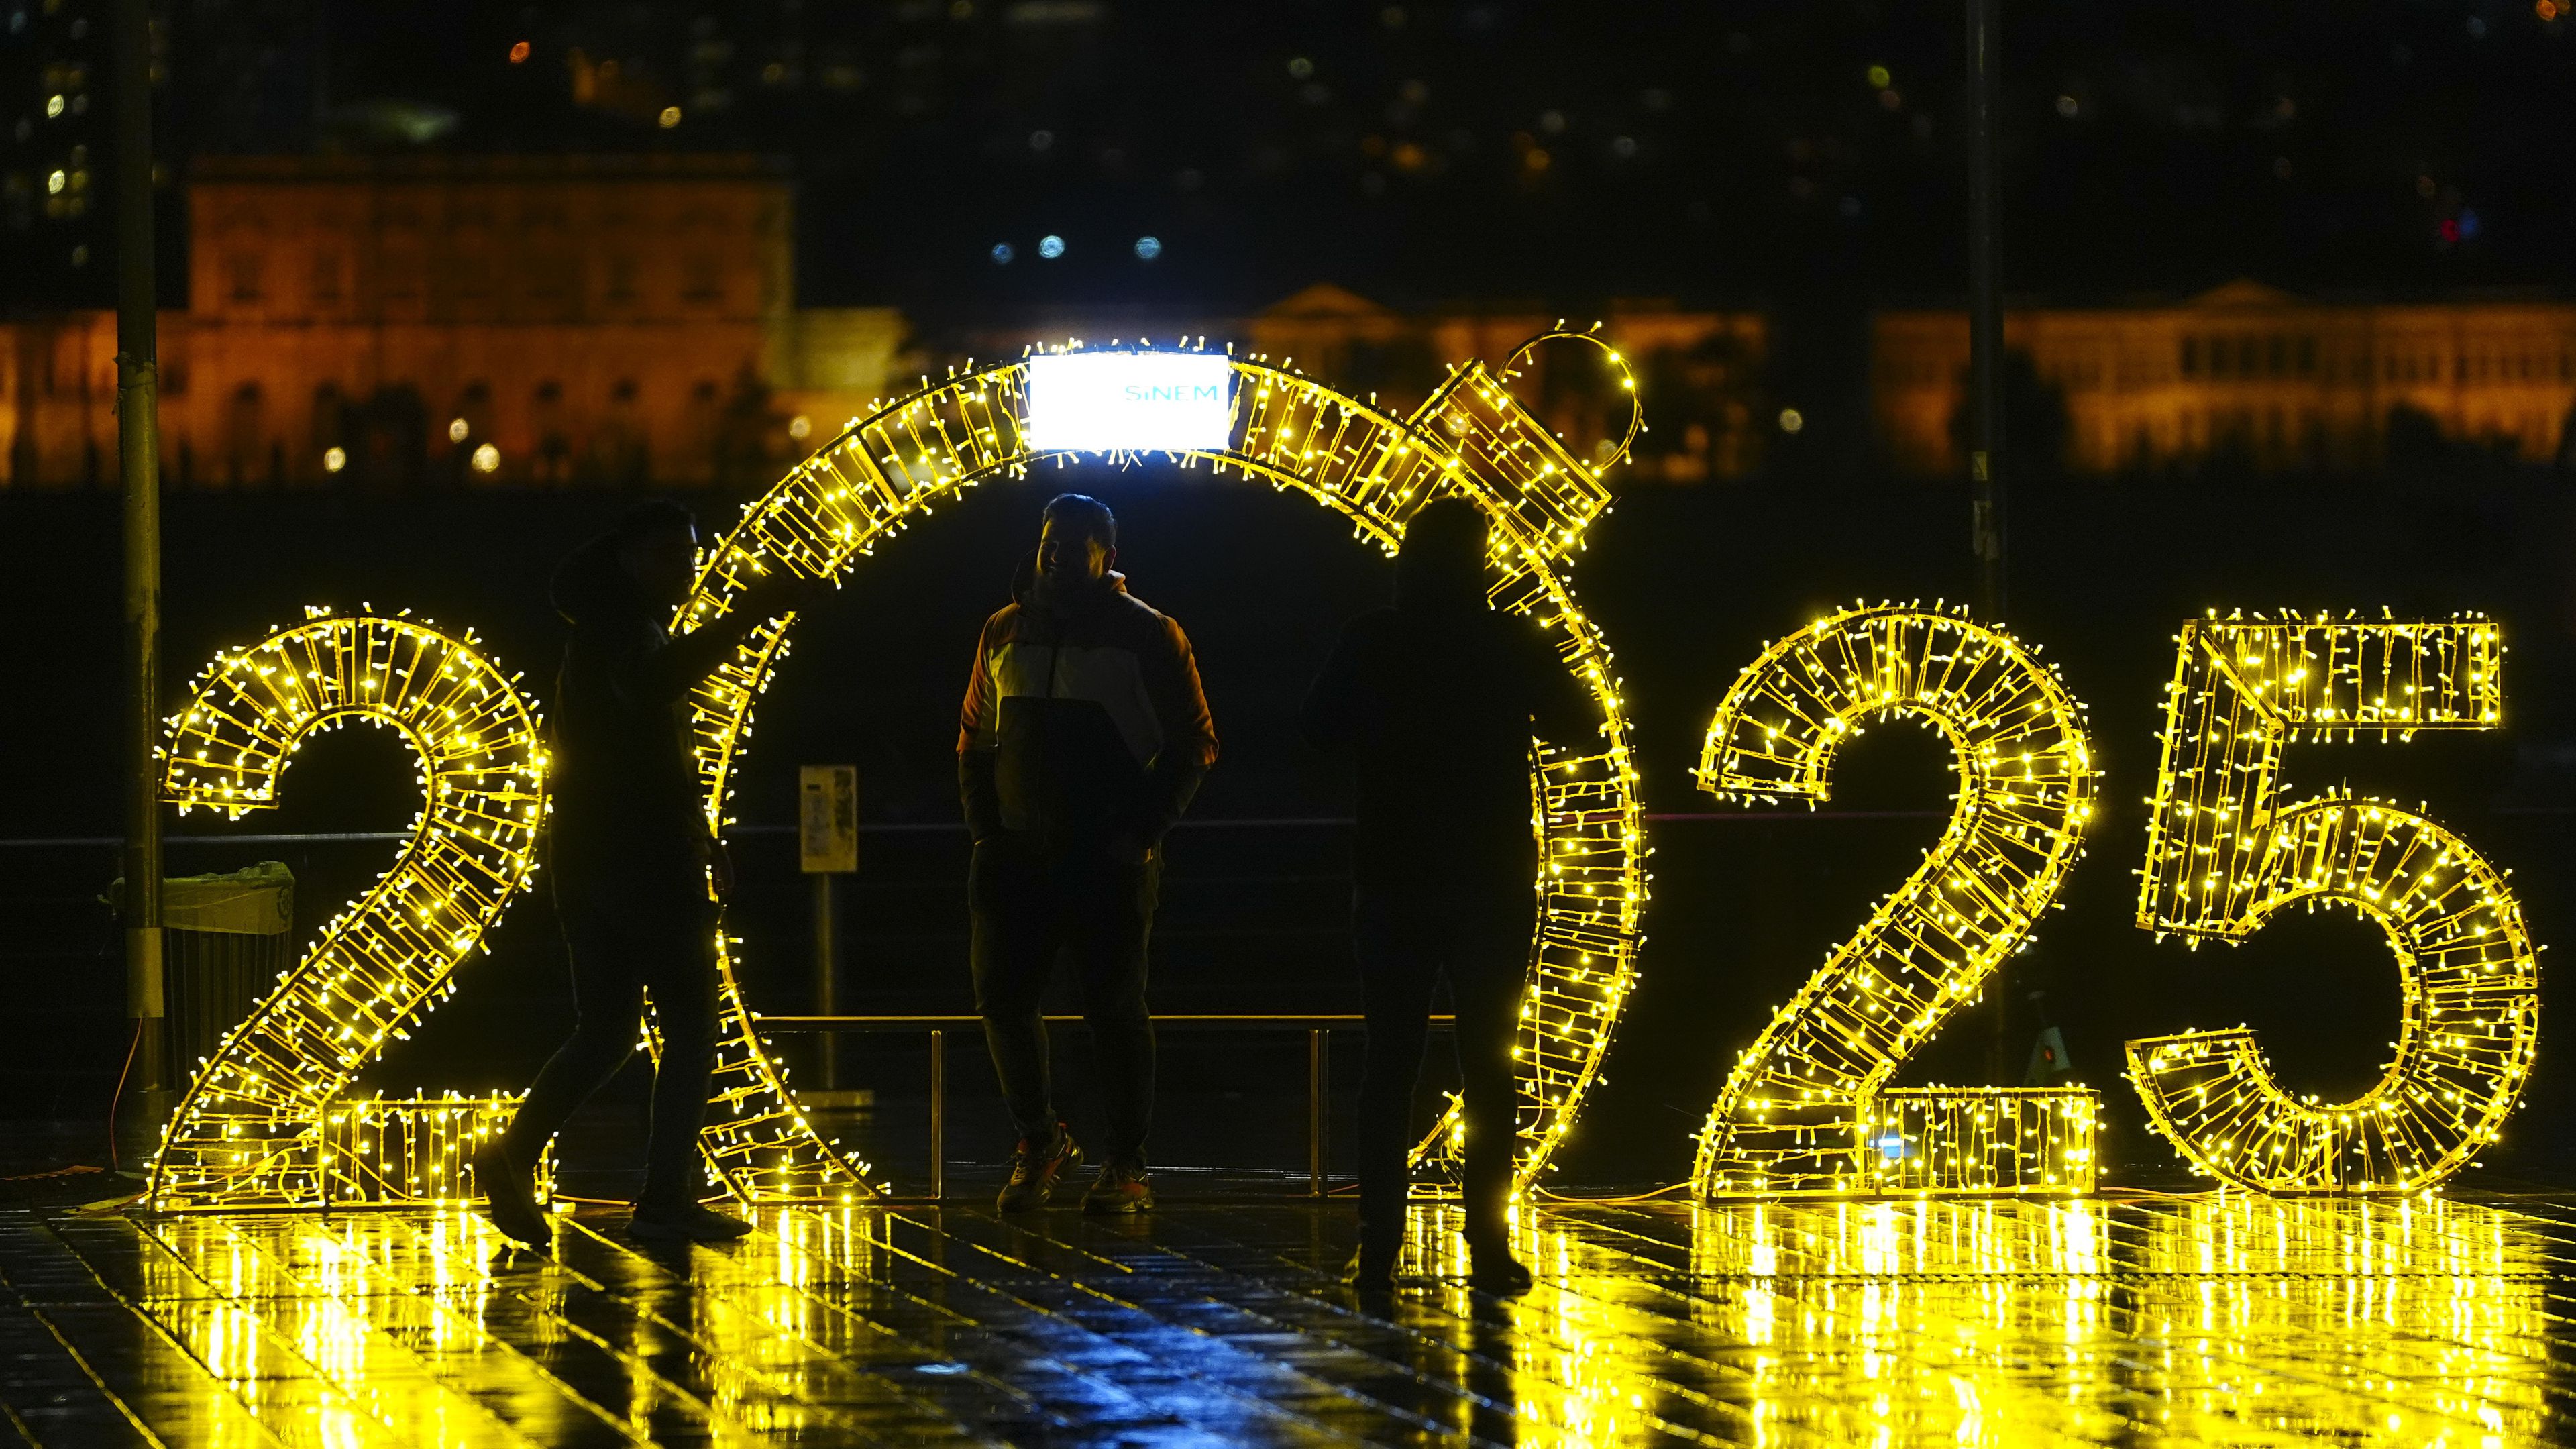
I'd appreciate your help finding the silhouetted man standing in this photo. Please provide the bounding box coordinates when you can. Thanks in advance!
[960,494,1218,1214]
[1303,498,1594,1292]
[478,500,824,1248]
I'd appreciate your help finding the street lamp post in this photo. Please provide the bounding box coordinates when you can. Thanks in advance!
[1966,0,2013,1083]
[1967,0,2006,619]
[114,0,166,1130]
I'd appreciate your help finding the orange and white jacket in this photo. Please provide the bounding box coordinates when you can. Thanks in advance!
[957,559,1218,847]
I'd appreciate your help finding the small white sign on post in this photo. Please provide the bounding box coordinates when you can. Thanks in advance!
[1024,352,1234,453]
[798,765,858,875]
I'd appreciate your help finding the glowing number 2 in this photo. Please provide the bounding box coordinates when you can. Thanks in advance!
[148,612,549,1210]
[2127,614,2540,1192]
[1692,604,2100,1197]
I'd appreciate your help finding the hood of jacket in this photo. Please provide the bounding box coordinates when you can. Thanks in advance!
[549,535,657,629]
[1395,551,1489,614]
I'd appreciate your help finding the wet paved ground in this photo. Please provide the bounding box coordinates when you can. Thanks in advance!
[0,1191,2571,1446]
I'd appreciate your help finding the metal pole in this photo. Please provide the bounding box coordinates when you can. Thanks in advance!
[927,1029,945,1202]
[1966,0,2012,1087]
[113,0,165,1109]
[1967,0,2006,624]
[812,873,837,1091]
[1308,1029,1324,1198]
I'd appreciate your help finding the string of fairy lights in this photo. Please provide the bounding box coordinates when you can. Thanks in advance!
[148,612,549,1210]
[320,1093,553,1208]
[1691,604,2101,1198]
[682,332,1648,1195]
[2127,612,2540,1192]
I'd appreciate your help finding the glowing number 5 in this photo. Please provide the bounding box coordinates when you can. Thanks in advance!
[2128,614,2540,1192]
[1692,604,2100,1197]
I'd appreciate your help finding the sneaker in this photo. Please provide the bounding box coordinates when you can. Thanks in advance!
[630,1201,755,1242]
[1081,1154,1155,1215]
[472,1142,551,1250]
[1466,1238,1534,1295]
[996,1125,1082,1212]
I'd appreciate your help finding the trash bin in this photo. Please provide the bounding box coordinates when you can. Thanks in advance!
[107,862,295,1089]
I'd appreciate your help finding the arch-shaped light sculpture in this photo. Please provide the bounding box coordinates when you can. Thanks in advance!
[686,339,1649,1197]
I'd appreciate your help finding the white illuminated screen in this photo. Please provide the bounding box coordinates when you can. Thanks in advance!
[1024,352,1234,453]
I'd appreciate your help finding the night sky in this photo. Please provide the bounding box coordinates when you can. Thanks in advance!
[9,0,2573,315]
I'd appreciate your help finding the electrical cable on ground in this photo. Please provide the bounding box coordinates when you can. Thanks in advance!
[103,1020,140,1176]
[1534,1181,1695,1205]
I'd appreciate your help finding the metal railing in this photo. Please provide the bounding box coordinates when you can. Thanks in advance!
[756,1012,1455,1201]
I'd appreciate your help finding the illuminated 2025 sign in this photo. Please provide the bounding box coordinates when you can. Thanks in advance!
[145,342,2540,1211]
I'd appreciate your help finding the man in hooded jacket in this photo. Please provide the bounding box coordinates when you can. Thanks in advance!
[477,500,826,1248]
[959,493,1218,1214]
[1302,497,1595,1293]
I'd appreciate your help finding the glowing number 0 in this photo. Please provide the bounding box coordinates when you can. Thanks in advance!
[682,336,1648,1194]
[2127,614,2540,1192]
[1692,604,2100,1197]
[148,612,550,1209]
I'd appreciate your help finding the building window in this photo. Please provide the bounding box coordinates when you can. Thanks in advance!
[2296,336,2316,376]
[311,252,342,305]
[2181,337,2201,378]
[527,256,574,301]
[227,382,266,483]
[682,255,722,303]
[226,253,263,303]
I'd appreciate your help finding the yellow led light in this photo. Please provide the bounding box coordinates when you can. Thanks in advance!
[687,333,1648,1193]
[146,614,552,1210]
[1692,604,2100,1197]
[2128,613,2539,1192]
[319,1093,554,1208]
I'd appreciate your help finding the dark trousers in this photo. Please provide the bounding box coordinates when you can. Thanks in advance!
[1354,883,1532,1246]
[969,834,1161,1158]
[501,869,720,1208]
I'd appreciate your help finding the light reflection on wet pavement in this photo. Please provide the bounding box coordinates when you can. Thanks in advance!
[1,1193,2568,1446]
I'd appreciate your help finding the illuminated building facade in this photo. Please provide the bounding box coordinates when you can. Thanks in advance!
[1875,280,2576,475]
[0,154,904,488]
[0,144,1766,490]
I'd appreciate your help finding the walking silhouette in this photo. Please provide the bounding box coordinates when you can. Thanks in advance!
[478,500,825,1248]
[1303,496,1595,1292]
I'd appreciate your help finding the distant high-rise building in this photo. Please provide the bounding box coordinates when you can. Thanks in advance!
[0,0,113,308]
